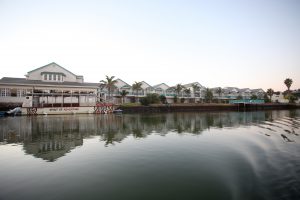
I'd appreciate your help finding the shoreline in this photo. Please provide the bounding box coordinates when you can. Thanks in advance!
[0,103,299,115]
[119,103,300,113]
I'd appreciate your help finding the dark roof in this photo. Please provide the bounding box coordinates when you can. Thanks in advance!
[0,77,99,88]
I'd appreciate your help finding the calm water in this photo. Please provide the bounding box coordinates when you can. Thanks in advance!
[0,110,300,200]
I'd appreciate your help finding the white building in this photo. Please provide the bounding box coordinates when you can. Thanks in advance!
[0,62,99,108]
[271,92,289,103]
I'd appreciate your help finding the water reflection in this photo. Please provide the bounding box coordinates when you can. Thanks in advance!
[0,110,300,162]
[0,110,300,200]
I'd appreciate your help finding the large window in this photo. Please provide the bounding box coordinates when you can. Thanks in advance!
[17,89,26,97]
[0,88,11,97]
[49,74,52,80]
[44,74,47,80]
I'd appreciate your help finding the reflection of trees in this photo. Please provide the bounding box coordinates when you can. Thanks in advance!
[205,113,214,129]
[1,110,293,161]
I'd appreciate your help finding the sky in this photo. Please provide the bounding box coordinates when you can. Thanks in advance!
[0,0,299,91]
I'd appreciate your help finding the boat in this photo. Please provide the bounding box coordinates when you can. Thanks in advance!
[21,93,115,115]
[0,111,6,117]
[6,107,22,116]
[113,109,123,114]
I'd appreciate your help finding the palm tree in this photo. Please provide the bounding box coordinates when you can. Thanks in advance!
[192,84,200,102]
[184,88,191,97]
[120,90,129,104]
[216,87,223,103]
[175,84,185,97]
[204,88,213,103]
[267,88,274,102]
[132,81,143,96]
[100,75,117,102]
[284,78,293,93]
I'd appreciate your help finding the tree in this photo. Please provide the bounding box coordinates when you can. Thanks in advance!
[159,95,167,104]
[236,95,243,100]
[284,78,293,93]
[173,95,178,103]
[132,81,143,96]
[204,88,213,103]
[175,84,185,97]
[191,84,200,103]
[120,90,129,104]
[184,88,191,97]
[267,88,274,102]
[264,93,270,103]
[100,75,117,102]
[216,87,223,103]
[251,94,258,100]
[139,93,160,106]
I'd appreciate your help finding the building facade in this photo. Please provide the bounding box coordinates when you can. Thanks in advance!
[0,62,99,108]
[1,62,267,108]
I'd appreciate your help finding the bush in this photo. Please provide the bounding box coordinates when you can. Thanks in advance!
[251,94,258,100]
[236,95,243,100]
[286,94,298,103]
[139,93,160,106]
[139,97,150,106]
[264,94,271,103]
[159,95,167,104]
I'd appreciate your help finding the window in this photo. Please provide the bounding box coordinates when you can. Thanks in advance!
[58,75,61,81]
[0,89,5,96]
[53,74,56,80]
[49,74,52,80]
[44,74,47,80]
[17,89,26,97]
[0,88,10,97]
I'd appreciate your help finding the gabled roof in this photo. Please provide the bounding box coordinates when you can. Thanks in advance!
[115,78,131,88]
[251,88,265,93]
[223,87,239,90]
[239,88,251,93]
[166,86,175,90]
[140,81,153,89]
[27,62,80,77]
[183,82,204,88]
[152,83,169,89]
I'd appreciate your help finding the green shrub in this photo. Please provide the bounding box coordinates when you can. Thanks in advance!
[139,97,150,106]
[139,93,160,106]
[159,95,167,104]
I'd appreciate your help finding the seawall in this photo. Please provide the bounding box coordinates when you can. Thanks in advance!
[119,103,300,113]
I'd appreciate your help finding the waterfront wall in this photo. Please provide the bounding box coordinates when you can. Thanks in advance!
[119,103,300,113]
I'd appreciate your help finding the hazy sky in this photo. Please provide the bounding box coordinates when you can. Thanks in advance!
[0,0,299,91]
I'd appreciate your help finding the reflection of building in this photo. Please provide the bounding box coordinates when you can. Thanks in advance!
[2,110,293,161]
[24,134,83,162]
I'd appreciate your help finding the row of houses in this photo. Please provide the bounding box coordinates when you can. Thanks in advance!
[0,62,267,106]
[101,79,266,104]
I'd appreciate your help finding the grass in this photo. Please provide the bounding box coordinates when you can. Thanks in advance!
[120,102,141,107]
